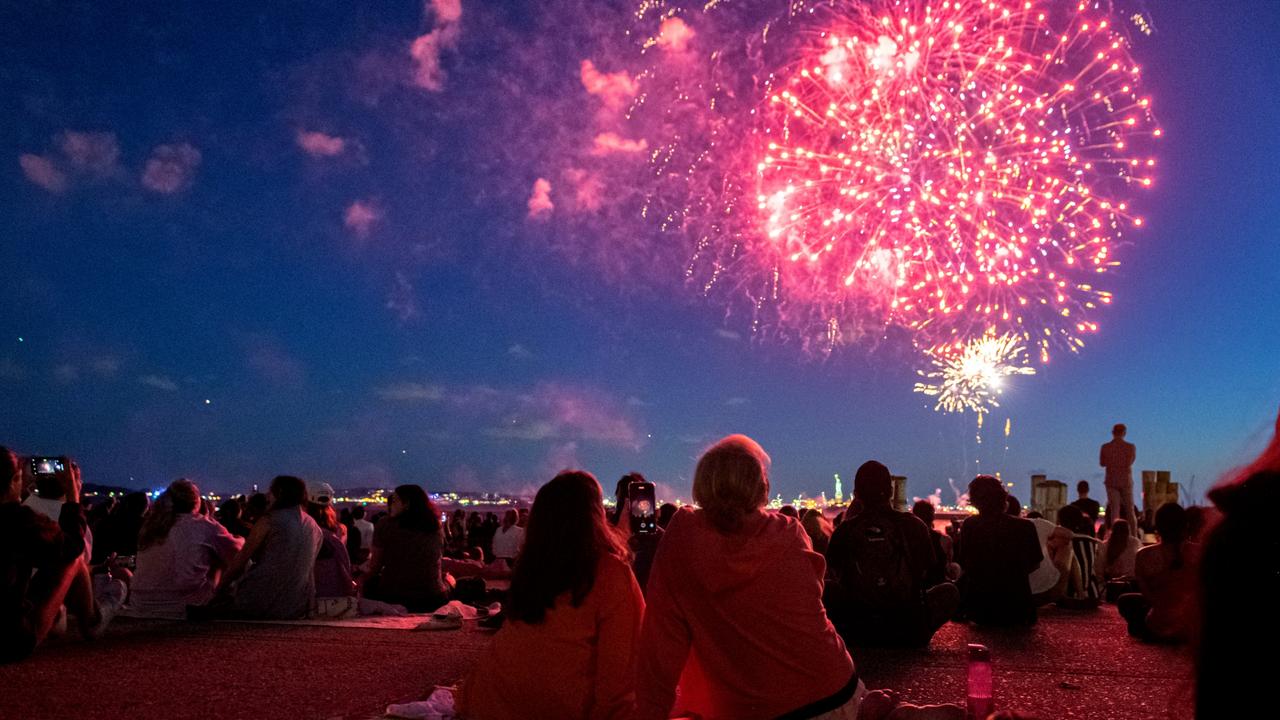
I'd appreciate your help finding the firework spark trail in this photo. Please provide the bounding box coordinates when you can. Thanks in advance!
[913,331,1036,414]
[630,0,1160,360]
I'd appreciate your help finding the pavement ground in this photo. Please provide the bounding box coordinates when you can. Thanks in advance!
[0,604,1190,720]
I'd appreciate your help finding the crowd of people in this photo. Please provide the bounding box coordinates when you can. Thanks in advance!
[3,412,1278,719]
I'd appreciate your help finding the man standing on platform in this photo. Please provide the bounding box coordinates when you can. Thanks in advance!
[1100,424,1139,536]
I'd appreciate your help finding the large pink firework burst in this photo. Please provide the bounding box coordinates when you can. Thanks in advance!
[636,0,1160,361]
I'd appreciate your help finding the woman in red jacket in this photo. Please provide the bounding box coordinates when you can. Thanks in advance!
[459,471,644,720]
[636,435,861,720]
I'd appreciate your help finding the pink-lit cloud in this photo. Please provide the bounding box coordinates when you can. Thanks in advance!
[19,154,68,193]
[490,383,644,449]
[59,131,121,177]
[526,177,554,218]
[296,130,347,157]
[410,0,463,91]
[564,168,603,212]
[243,336,306,386]
[344,200,382,237]
[591,132,648,156]
[579,60,638,112]
[657,17,696,54]
[141,143,202,194]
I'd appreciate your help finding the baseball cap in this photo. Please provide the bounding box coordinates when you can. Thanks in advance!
[310,481,335,505]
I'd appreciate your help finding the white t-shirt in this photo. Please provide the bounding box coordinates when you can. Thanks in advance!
[1027,517,1063,594]
[355,518,375,551]
[491,525,525,560]
[129,513,244,617]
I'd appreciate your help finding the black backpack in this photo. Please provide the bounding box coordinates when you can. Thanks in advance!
[841,512,919,613]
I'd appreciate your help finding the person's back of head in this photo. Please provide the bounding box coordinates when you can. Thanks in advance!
[693,434,770,534]
[1057,504,1087,534]
[779,505,798,519]
[853,460,894,508]
[139,479,201,550]
[218,498,242,521]
[246,493,269,521]
[269,475,308,510]
[1026,511,1044,520]
[391,484,441,534]
[352,505,366,521]
[968,475,1007,516]
[657,502,677,529]
[35,474,64,500]
[1077,480,1090,497]
[911,499,936,527]
[1153,502,1188,569]
[508,470,626,625]
[307,501,340,532]
[1113,423,1127,438]
[502,508,518,529]
[1005,494,1022,516]
[1105,519,1131,563]
[121,491,150,519]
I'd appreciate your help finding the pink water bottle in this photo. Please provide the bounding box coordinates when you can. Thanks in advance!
[966,643,993,720]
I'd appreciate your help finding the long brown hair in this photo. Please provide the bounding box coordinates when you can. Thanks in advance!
[1105,519,1131,565]
[138,479,200,550]
[507,471,628,625]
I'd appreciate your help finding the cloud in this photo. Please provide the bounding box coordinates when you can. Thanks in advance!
[59,131,121,177]
[591,132,648,156]
[625,396,649,408]
[344,200,381,237]
[542,441,582,476]
[54,364,79,384]
[564,168,603,212]
[139,374,179,392]
[243,336,306,386]
[507,344,532,359]
[514,383,644,448]
[409,0,463,91]
[526,177,553,218]
[657,17,696,54]
[376,382,445,401]
[141,143,202,194]
[296,130,347,157]
[487,420,559,441]
[715,328,742,341]
[90,356,121,378]
[386,271,419,322]
[19,154,68,193]
[725,396,750,407]
[579,60,638,111]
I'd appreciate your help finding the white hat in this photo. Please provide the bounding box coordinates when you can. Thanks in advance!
[310,482,335,504]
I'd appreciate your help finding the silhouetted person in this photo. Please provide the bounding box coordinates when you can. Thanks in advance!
[1069,480,1101,537]
[1100,424,1138,535]
[361,484,448,612]
[958,475,1043,626]
[1054,505,1102,609]
[491,508,524,565]
[656,502,677,530]
[826,461,958,647]
[610,473,663,592]
[1005,494,1022,516]
[1117,502,1196,642]
[215,498,251,539]
[911,500,953,587]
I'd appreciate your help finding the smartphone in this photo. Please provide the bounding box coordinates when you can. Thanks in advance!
[29,457,65,476]
[628,480,657,535]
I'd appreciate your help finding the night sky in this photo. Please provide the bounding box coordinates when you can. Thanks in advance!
[4,1,1278,503]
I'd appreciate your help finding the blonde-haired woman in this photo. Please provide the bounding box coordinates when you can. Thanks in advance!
[636,435,861,719]
[129,479,243,617]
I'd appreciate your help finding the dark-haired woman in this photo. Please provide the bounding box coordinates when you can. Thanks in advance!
[1117,502,1197,642]
[360,484,448,612]
[130,480,243,617]
[458,471,644,720]
[214,475,322,619]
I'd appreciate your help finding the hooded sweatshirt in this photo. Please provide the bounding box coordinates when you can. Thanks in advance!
[636,508,854,720]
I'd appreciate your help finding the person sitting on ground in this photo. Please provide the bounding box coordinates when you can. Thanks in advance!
[215,498,251,539]
[801,508,833,555]
[826,461,958,648]
[610,473,664,592]
[1025,510,1071,606]
[1054,505,1102,610]
[911,500,955,586]
[1117,502,1197,642]
[92,491,149,563]
[957,475,1043,626]
[1097,519,1142,582]
[656,502,677,530]
[24,464,94,564]
[446,508,467,557]
[491,508,525,567]
[1195,411,1279,719]
[360,484,449,612]
[459,471,644,720]
[1,449,125,663]
[349,504,374,566]
[779,504,799,520]
[1005,494,1023,517]
[243,492,269,527]
[129,479,243,617]
[306,488,355,601]
[1069,481,1101,537]
[637,435,860,720]
[209,475,323,620]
